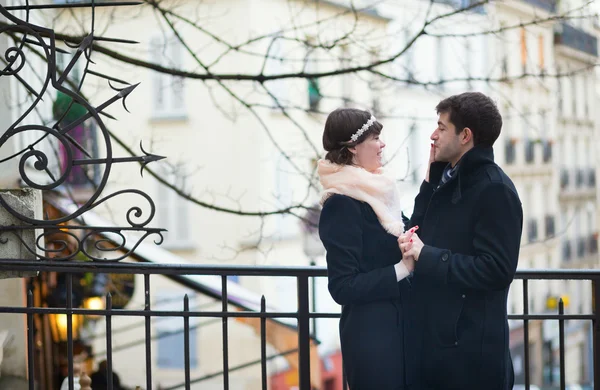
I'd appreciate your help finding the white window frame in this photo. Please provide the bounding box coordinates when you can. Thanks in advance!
[150,35,186,120]
[156,165,194,249]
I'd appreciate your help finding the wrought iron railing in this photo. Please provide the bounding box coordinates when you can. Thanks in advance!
[0,262,599,390]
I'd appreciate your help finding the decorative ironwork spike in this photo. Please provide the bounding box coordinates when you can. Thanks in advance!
[94,37,140,45]
[119,83,140,113]
[118,82,140,98]
[88,70,130,86]
[99,111,117,121]
[139,141,165,177]
[5,2,143,11]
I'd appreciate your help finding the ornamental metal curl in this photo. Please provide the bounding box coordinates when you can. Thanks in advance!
[0,1,166,262]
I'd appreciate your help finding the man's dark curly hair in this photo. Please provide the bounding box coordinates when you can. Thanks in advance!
[435,92,502,148]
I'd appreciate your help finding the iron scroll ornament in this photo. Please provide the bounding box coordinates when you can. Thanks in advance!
[0,1,166,261]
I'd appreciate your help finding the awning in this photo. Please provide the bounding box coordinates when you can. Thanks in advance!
[46,193,322,388]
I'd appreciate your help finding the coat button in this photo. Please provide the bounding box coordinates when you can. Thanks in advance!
[454,341,458,346]
[462,294,466,299]
[441,253,449,261]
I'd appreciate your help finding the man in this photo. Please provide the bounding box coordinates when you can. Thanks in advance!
[400,92,523,390]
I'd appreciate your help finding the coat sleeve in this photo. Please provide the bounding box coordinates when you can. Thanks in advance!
[414,184,523,291]
[319,195,401,305]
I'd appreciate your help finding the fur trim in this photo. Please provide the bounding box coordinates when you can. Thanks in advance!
[317,159,405,236]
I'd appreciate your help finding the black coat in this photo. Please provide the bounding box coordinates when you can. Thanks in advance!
[407,146,523,390]
[319,194,416,390]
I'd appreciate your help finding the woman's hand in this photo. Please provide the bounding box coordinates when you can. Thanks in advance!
[425,143,435,183]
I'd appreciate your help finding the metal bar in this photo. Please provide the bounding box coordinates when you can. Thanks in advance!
[144,274,152,390]
[66,273,74,390]
[184,295,191,390]
[0,261,598,279]
[222,275,229,390]
[559,299,566,390]
[524,279,530,390]
[27,290,34,390]
[297,275,311,390]
[593,278,600,390]
[106,293,113,390]
[261,296,267,390]
[4,2,143,11]
[310,259,317,340]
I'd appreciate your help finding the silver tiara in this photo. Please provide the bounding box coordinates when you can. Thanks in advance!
[349,115,376,142]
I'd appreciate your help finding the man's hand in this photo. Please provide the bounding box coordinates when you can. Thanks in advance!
[425,143,435,183]
[398,226,424,261]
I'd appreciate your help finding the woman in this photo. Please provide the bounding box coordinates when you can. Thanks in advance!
[318,108,417,390]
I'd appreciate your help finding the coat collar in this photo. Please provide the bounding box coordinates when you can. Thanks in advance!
[429,146,496,203]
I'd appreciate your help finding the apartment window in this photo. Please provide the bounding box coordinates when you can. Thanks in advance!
[577,236,586,258]
[369,51,382,115]
[464,38,472,89]
[156,166,192,248]
[563,240,572,261]
[156,292,198,369]
[520,28,527,74]
[527,218,538,242]
[589,168,596,187]
[340,46,352,106]
[150,36,186,119]
[560,168,570,189]
[265,37,288,105]
[576,169,585,188]
[437,37,445,89]
[305,44,321,112]
[545,215,555,237]
[525,139,535,163]
[505,138,516,165]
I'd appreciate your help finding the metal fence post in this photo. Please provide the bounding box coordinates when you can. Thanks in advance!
[298,275,311,390]
[593,278,600,390]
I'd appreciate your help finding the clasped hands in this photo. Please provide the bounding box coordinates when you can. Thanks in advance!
[398,226,424,273]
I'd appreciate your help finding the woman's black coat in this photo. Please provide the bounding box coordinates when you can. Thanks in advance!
[319,194,416,390]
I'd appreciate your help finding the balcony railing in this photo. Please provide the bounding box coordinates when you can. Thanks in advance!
[554,22,599,57]
[522,0,557,12]
[0,262,599,390]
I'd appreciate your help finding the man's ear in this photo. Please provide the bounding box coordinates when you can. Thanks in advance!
[461,127,473,145]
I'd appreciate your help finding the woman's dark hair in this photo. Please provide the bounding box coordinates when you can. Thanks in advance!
[322,108,383,165]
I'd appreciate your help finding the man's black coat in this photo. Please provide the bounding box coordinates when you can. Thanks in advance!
[407,146,523,390]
